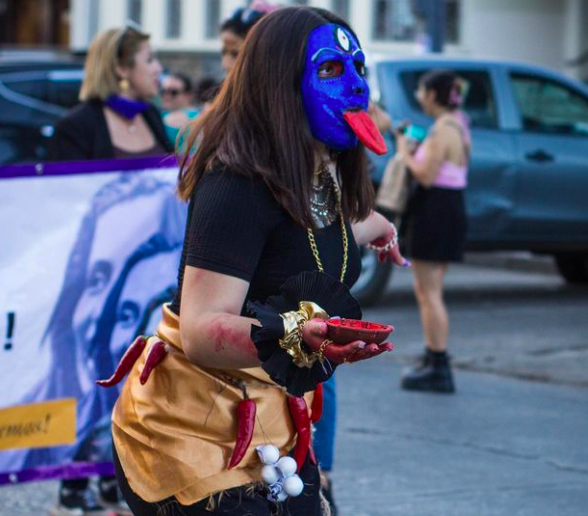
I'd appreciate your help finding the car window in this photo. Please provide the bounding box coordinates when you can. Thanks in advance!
[1,76,48,102]
[0,70,82,110]
[510,73,588,136]
[399,69,498,129]
[47,79,82,108]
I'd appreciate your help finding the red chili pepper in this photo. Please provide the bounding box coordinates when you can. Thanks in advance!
[287,396,312,473]
[139,340,167,385]
[96,335,147,387]
[311,383,324,423]
[227,396,257,469]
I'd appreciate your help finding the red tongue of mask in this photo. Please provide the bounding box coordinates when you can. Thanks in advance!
[343,110,388,155]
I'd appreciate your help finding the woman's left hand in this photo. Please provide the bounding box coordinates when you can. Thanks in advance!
[367,223,410,267]
[302,319,393,365]
[395,133,409,158]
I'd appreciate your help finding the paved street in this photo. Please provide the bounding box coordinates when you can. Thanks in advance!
[1,258,587,515]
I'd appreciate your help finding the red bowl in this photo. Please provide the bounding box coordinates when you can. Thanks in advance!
[326,318,394,345]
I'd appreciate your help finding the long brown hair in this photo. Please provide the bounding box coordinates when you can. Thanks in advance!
[178,6,374,227]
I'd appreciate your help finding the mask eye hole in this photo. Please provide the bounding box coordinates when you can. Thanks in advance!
[354,61,367,77]
[318,61,344,79]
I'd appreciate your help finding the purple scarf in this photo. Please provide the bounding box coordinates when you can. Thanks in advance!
[104,95,150,120]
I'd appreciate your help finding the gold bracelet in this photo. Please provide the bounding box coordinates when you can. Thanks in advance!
[318,339,332,362]
[279,301,329,368]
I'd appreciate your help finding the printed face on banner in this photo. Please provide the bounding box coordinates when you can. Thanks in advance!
[71,198,152,382]
[70,192,181,392]
[111,250,178,356]
[301,24,369,151]
[0,168,187,478]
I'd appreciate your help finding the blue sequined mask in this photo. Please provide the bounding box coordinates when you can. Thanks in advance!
[301,24,370,151]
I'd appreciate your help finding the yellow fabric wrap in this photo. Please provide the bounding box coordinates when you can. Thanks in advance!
[112,304,314,505]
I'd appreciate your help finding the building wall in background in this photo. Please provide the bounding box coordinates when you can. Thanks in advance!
[62,0,588,82]
[0,0,70,47]
[460,0,564,70]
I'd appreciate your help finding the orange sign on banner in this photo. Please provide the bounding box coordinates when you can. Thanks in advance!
[0,398,76,451]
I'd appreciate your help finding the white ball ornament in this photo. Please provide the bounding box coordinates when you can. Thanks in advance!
[276,491,288,502]
[256,445,280,465]
[261,465,280,485]
[283,474,304,497]
[276,456,297,477]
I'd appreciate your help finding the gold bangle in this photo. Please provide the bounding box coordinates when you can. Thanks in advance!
[279,301,329,368]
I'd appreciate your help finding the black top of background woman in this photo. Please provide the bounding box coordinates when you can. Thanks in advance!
[48,99,172,161]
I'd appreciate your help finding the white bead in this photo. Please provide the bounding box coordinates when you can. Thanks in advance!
[276,491,289,502]
[276,456,297,477]
[283,474,304,497]
[261,465,280,484]
[256,444,280,465]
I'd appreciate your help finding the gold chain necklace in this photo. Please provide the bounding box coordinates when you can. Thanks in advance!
[307,162,348,282]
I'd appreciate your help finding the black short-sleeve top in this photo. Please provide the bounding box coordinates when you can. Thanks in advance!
[169,167,362,315]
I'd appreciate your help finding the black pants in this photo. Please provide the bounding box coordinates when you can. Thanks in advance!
[113,443,324,516]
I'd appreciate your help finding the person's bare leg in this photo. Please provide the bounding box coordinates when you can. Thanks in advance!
[411,260,448,352]
[401,259,454,392]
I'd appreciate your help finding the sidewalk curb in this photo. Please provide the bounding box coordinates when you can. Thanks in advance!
[464,252,557,275]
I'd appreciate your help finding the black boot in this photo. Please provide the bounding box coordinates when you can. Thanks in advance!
[51,479,107,516]
[401,349,455,393]
[98,475,132,515]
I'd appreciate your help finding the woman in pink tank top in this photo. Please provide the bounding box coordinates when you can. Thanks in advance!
[394,70,471,394]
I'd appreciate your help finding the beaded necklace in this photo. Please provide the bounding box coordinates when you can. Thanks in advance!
[307,162,348,283]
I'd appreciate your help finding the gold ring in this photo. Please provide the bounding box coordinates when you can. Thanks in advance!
[343,357,349,364]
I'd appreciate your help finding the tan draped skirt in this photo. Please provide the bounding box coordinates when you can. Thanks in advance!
[112,305,314,505]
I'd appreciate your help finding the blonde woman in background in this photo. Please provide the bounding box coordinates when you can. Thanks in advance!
[49,26,172,162]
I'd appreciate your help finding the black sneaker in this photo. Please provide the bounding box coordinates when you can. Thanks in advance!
[98,476,132,515]
[401,350,455,393]
[50,486,107,516]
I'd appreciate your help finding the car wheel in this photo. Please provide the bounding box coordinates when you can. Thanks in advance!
[351,247,393,306]
[554,253,588,284]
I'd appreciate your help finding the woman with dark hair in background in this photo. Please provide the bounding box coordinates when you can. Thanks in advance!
[219,0,279,73]
[49,26,172,162]
[396,70,471,394]
[107,6,405,515]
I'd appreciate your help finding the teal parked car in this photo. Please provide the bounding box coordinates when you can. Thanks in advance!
[353,56,588,304]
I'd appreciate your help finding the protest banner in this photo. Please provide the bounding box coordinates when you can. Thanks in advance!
[0,156,186,484]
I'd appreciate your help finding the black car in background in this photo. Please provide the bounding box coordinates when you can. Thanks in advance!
[0,50,83,164]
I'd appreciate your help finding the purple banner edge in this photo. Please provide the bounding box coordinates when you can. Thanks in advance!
[0,461,115,486]
[0,154,178,180]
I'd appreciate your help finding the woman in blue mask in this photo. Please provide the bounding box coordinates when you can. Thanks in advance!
[106,7,405,516]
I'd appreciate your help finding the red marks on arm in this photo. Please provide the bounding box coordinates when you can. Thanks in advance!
[208,315,259,359]
[180,267,261,369]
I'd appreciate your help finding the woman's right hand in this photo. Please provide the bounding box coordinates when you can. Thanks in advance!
[302,319,393,365]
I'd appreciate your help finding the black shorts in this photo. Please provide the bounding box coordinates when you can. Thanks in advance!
[402,186,467,263]
[113,442,324,516]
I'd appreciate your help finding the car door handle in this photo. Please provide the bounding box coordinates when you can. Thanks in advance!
[525,150,554,162]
